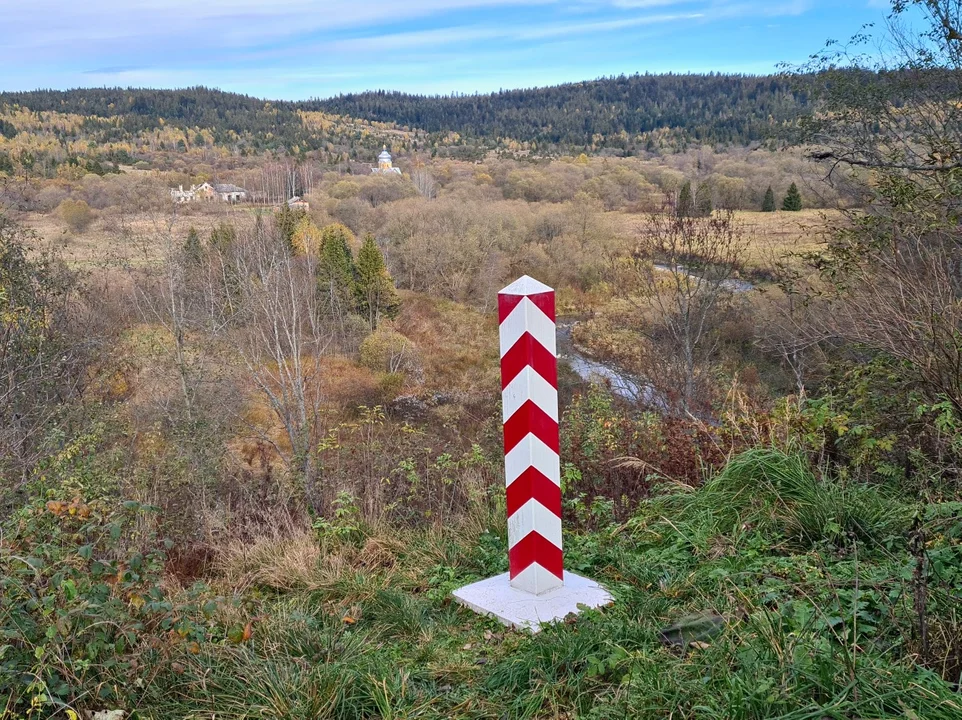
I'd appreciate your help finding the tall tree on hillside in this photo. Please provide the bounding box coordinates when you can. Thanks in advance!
[782,183,802,211]
[355,233,400,330]
[677,181,695,217]
[762,186,776,212]
[317,223,357,334]
[275,204,306,253]
[798,0,962,411]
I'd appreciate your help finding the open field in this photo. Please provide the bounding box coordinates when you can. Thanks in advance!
[21,204,836,278]
[620,208,835,274]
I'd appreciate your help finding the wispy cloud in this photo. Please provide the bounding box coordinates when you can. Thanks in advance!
[0,0,890,97]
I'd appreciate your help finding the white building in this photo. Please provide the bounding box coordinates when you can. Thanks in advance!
[213,184,248,202]
[371,146,402,175]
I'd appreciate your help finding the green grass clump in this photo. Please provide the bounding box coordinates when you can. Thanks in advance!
[701,446,907,548]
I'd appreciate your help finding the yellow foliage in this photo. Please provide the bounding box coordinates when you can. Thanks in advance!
[291,217,323,255]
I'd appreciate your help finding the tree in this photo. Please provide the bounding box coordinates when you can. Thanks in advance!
[412,169,438,199]
[782,183,802,211]
[355,233,400,329]
[290,216,322,256]
[58,199,94,233]
[621,205,747,414]
[677,181,695,217]
[208,223,235,252]
[762,186,776,212]
[0,214,84,487]
[219,223,334,508]
[184,226,202,263]
[317,223,357,336]
[796,0,962,412]
[696,182,713,216]
[275,203,306,252]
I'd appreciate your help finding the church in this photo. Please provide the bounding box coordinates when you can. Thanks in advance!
[371,146,402,175]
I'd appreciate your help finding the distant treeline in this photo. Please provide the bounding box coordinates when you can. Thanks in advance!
[0,87,313,152]
[310,73,816,150]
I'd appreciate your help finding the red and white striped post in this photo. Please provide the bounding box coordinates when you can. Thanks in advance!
[498,276,563,595]
[451,274,610,630]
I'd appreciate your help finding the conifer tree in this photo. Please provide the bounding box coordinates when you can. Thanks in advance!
[782,182,802,211]
[208,222,235,252]
[184,226,202,262]
[762,186,776,212]
[317,223,357,318]
[355,233,400,329]
[677,181,695,217]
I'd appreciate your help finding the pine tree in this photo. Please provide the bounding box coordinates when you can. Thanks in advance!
[782,182,802,212]
[355,233,400,329]
[762,186,776,212]
[208,223,235,252]
[317,223,357,318]
[184,226,202,262]
[677,181,695,217]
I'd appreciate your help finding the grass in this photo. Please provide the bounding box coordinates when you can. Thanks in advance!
[4,447,959,718]
[618,208,836,275]
[108,448,956,719]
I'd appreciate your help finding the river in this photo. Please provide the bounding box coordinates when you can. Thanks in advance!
[557,266,755,407]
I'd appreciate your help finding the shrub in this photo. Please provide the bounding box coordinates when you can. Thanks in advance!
[0,498,211,716]
[358,323,420,378]
[57,198,94,233]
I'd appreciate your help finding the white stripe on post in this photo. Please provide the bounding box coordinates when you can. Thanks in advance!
[499,275,564,595]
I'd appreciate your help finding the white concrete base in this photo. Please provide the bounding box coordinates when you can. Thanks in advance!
[452,572,613,633]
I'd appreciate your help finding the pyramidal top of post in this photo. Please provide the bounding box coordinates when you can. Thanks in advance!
[500,275,554,296]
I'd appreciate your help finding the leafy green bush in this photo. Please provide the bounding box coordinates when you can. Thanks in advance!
[0,498,211,717]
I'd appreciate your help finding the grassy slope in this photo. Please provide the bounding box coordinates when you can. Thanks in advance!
[139,449,959,719]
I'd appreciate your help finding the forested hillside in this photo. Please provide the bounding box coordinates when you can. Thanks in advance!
[312,73,814,151]
[2,73,816,161]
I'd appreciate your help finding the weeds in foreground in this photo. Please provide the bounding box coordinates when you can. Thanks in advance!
[4,448,961,718]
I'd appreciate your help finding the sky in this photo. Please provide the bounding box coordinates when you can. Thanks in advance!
[0,0,896,100]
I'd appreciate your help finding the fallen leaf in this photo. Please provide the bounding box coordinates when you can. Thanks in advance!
[343,616,357,625]
[462,643,472,650]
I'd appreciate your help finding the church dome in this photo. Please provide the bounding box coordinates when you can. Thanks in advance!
[378,149,392,161]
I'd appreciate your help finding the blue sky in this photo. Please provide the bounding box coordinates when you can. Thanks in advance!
[0,0,895,99]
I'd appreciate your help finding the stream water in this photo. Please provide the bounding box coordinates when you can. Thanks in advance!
[557,320,660,405]
[556,266,755,407]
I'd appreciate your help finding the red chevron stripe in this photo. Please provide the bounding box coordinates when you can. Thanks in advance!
[506,466,561,517]
[497,293,525,324]
[503,400,559,455]
[509,531,564,579]
[500,333,557,390]
[497,290,556,324]
[526,291,556,323]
